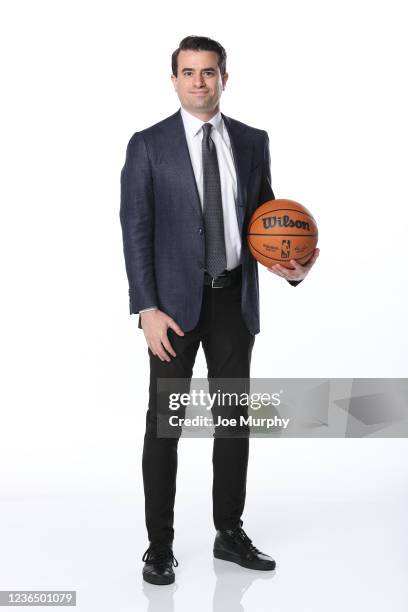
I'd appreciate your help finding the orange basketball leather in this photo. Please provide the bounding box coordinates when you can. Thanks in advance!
[247,199,318,269]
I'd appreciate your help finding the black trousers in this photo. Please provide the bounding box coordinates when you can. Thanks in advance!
[142,267,255,544]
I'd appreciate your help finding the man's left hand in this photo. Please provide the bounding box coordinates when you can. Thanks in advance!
[267,247,320,281]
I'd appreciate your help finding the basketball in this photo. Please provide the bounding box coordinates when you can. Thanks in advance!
[247,199,318,269]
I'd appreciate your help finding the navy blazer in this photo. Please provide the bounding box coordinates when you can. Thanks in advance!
[120,108,300,335]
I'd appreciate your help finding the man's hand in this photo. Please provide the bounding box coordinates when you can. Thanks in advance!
[140,309,185,362]
[268,247,320,281]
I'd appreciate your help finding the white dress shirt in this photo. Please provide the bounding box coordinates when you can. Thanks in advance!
[180,105,241,272]
[140,106,241,313]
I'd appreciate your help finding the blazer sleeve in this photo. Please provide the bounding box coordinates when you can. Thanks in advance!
[259,130,302,288]
[119,132,159,313]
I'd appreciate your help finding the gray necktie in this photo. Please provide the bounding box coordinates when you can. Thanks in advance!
[202,122,227,278]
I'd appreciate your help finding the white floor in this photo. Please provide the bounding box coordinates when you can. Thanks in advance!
[1,439,407,612]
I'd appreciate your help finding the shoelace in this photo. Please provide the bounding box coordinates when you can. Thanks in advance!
[230,527,262,555]
[142,543,179,567]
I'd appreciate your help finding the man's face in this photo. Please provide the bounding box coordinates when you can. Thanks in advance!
[171,50,228,116]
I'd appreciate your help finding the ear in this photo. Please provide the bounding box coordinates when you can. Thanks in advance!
[222,72,229,89]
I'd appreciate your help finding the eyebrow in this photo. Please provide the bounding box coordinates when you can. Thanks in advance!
[181,67,216,72]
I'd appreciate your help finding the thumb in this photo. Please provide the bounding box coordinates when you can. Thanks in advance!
[309,248,320,264]
[167,317,185,336]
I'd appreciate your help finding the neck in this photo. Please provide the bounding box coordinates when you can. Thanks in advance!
[182,105,220,122]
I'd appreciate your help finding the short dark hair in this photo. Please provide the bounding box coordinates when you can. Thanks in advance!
[171,35,227,77]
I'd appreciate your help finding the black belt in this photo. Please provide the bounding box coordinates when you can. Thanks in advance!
[203,265,242,288]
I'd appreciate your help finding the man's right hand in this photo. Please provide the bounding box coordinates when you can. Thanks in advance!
[140,309,185,362]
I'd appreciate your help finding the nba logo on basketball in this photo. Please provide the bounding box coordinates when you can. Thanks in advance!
[281,240,290,259]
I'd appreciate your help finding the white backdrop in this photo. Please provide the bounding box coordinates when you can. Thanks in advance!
[1,1,407,611]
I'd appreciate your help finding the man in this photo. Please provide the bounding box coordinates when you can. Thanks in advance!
[120,35,319,585]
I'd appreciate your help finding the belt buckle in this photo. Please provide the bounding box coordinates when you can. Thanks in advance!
[211,277,224,288]
[211,272,227,288]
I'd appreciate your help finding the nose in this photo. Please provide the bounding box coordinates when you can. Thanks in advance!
[193,73,206,88]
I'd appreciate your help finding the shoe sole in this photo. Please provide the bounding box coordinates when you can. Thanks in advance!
[213,549,276,571]
[143,572,175,585]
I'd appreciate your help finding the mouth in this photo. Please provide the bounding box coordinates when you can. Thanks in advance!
[191,91,209,96]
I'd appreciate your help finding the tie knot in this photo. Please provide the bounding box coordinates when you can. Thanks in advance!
[202,122,213,137]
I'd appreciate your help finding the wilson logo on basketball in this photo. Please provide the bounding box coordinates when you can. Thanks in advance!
[262,215,310,231]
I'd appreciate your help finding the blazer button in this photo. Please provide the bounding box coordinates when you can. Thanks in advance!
[198,228,203,235]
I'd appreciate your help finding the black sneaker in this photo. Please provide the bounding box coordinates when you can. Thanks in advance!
[214,524,276,571]
[142,541,178,585]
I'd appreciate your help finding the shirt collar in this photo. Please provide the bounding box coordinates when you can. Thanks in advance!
[180,105,223,138]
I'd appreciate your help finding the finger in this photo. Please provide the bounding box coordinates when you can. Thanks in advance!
[161,335,176,358]
[268,267,281,275]
[268,267,285,277]
[308,248,320,264]
[312,249,320,262]
[289,259,303,272]
[152,339,171,362]
[274,264,291,278]
[167,319,185,336]
[304,255,318,268]
[276,265,304,281]
[269,264,286,274]
[158,346,171,362]
[158,350,171,362]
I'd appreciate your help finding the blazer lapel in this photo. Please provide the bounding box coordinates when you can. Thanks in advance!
[171,110,203,220]
[221,113,254,234]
